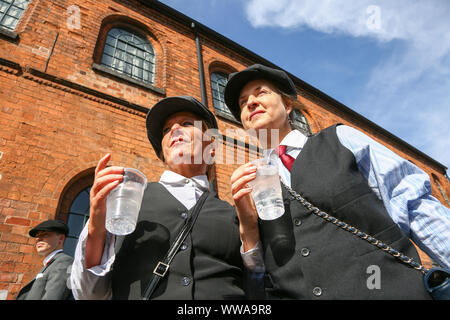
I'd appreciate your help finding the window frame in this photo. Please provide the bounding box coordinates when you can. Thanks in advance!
[92,21,165,95]
[290,109,312,136]
[0,0,30,40]
[63,186,91,257]
[210,71,241,124]
[100,27,155,84]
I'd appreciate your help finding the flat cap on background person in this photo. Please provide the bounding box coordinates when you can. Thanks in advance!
[224,64,297,121]
[29,219,69,237]
[146,95,218,159]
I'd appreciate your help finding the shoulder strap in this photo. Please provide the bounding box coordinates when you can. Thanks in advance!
[142,190,210,300]
[281,182,429,275]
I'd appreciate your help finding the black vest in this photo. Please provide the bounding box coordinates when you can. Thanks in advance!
[111,182,246,300]
[259,125,431,299]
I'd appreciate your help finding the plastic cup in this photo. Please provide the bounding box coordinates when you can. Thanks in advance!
[247,157,285,220]
[105,168,147,235]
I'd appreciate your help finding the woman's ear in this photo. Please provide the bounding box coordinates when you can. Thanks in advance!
[284,98,293,115]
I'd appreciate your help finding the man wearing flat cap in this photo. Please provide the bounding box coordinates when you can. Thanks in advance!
[70,96,264,300]
[16,220,73,300]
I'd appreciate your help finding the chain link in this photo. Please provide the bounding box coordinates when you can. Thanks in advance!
[282,183,428,275]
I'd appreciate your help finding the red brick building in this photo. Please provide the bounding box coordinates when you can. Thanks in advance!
[0,0,448,299]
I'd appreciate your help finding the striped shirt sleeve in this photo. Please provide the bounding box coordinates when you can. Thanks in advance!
[336,125,450,269]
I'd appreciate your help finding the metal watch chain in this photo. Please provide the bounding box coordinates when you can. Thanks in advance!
[281,183,429,275]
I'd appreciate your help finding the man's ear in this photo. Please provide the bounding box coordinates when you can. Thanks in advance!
[58,234,66,246]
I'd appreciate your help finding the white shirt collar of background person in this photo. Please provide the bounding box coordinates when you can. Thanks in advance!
[43,249,63,267]
[262,129,308,188]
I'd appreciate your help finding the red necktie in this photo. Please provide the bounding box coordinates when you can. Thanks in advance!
[276,145,295,172]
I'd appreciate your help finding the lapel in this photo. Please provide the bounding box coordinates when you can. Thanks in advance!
[16,252,64,300]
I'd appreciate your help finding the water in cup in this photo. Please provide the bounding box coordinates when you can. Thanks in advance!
[249,158,285,220]
[106,168,147,235]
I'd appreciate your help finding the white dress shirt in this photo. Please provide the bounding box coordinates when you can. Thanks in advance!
[43,249,63,267]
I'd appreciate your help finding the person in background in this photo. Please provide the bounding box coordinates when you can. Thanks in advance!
[225,63,450,299]
[16,219,73,300]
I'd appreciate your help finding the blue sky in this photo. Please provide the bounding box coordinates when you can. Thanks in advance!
[159,0,450,171]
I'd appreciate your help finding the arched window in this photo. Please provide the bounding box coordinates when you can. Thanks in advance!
[101,27,155,84]
[291,109,312,136]
[210,71,235,119]
[63,187,91,257]
[0,0,29,30]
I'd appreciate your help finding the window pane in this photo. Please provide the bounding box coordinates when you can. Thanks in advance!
[67,213,85,237]
[127,45,137,56]
[7,6,21,18]
[63,237,78,257]
[101,54,113,67]
[103,44,114,56]
[117,40,126,51]
[14,0,29,10]
[1,15,17,30]
[114,48,125,60]
[105,35,117,47]
[70,190,90,214]
[124,63,132,75]
[0,0,29,30]
[211,72,234,117]
[136,48,145,59]
[0,3,8,14]
[63,186,91,257]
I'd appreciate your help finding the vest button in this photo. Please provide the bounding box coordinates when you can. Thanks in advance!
[313,287,322,297]
[293,218,302,226]
[180,212,188,219]
[182,276,191,286]
[180,243,188,251]
[301,247,310,257]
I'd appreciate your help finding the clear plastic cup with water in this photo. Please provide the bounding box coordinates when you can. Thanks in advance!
[105,168,147,235]
[247,156,285,220]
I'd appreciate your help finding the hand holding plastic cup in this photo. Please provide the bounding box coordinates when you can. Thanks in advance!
[247,156,285,220]
[105,168,147,235]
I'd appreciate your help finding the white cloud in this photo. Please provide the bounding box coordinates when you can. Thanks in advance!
[244,0,450,169]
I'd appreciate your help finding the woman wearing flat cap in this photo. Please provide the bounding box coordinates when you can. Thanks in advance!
[16,220,73,300]
[70,96,264,300]
[225,63,450,299]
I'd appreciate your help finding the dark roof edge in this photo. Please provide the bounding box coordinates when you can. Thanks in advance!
[141,0,447,172]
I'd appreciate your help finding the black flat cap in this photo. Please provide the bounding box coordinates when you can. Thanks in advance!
[224,64,297,121]
[29,220,69,237]
[146,96,218,159]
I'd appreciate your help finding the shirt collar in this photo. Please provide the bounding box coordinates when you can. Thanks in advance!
[159,170,209,192]
[43,249,63,267]
[263,129,308,157]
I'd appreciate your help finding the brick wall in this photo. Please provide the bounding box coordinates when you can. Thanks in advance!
[0,0,447,299]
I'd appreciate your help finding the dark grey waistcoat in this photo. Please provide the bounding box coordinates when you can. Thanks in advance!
[111,182,246,300]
